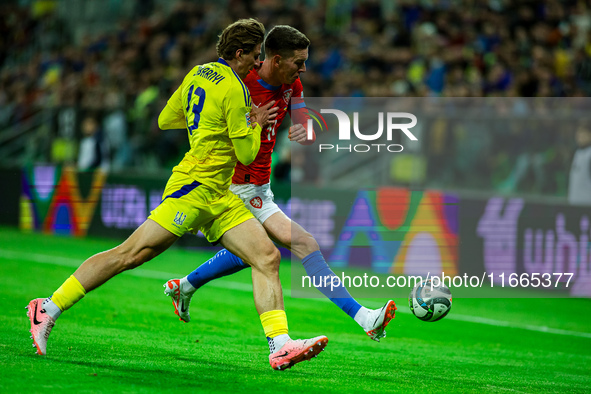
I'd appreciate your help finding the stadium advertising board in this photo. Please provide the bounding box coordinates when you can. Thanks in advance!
[461,197,591,297]
[0,167,20,227]
[19,165,106,236]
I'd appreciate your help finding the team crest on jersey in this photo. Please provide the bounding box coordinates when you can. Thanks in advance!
[283,89,293,104]
[250,197,263,209]
[173,211,187,226]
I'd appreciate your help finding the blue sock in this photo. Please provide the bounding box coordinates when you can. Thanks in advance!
[302,251,362,319]
[186,249,249,290]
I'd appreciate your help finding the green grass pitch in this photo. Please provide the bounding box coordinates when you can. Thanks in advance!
[0,227,590,393]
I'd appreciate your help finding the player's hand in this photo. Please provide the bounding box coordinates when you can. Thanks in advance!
[250,100,278,128]
[289,124,315,145]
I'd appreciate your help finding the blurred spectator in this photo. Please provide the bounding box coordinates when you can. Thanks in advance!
[78,115,109,171]
[568,122,591,205]
[103,84,132,170]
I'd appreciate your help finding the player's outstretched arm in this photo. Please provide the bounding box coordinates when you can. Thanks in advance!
[158,87,186,130]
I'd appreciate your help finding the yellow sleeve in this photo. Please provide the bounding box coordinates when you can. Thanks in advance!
[158,87,186,130]
[232,123,261,165]
[224,80,260,164]
[224,80,253,139]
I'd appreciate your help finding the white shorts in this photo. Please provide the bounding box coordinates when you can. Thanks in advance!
[229,183,281,224]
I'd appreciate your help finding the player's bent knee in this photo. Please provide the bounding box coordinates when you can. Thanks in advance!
[266,247,281,269]
[302,232,319,251]
[256,247,281,274]
[293,231,319,256]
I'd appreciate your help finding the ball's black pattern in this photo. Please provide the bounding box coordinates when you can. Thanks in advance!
[409,280,452,322]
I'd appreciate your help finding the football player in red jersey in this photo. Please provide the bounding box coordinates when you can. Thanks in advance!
[165,26,396,342]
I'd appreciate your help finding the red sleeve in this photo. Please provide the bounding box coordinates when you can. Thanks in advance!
[289,78,309,125]
[288,78,315,144]
[293,78,303,98]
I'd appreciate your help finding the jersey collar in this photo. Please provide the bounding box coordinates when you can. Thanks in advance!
[257,78,281,91]
[254,61,282,90]
[218,57,245,84]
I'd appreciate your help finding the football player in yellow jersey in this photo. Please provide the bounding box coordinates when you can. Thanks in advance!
[26,19,327,371]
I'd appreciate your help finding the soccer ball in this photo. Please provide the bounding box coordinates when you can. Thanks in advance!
[409,279,452,322]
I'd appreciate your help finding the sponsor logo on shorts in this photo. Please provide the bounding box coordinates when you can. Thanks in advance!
[173,211,187,226]
[250,197,263,209]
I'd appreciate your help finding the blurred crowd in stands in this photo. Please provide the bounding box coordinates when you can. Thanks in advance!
[1,0,591,198]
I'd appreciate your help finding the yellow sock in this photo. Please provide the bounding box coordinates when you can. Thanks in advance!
[260,310,288,338]
[52,275,86,311]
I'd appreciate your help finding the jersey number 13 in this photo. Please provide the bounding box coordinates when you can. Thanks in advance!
[186,85,206,135]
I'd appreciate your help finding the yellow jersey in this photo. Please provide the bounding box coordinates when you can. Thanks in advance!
[158,58,261,193]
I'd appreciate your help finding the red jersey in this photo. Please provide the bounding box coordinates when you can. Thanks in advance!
[232,66,308,185]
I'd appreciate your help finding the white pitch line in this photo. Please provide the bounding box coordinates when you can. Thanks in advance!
[0,250,255,291]
[2,248,590,339]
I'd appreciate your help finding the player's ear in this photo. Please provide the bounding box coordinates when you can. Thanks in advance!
[273,54,282,67]
[235,49,244,60]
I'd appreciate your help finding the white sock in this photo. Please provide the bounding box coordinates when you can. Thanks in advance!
[42,298,62,320]
[268,334,290,353]
[180,277,196,295]
[353,306,371,330]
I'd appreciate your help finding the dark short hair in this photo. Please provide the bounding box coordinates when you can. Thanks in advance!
[264,25,310,58]
[216,19,265,60]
